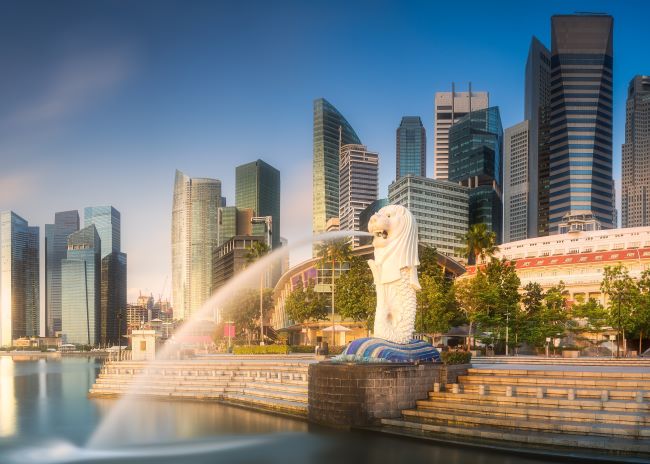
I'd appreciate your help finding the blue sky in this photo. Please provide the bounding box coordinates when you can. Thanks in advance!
[0,0,648,303]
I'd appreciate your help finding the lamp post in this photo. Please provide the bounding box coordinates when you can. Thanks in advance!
[251,216,272,346]
[117,310,123,361]
[617,292,622,358]
[545,337,551,358]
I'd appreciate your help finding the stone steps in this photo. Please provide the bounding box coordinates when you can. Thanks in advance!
[449,383,650,401]
[426,392,649,413]
[89,359,310,417]
[380,419,650,455]
[458,374,650,389]
[400,408,650,438]
[473,357,650,367]
[467,367,650,379]
[414,399,650,426]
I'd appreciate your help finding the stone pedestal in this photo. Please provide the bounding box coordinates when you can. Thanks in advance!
[308,362,468,428]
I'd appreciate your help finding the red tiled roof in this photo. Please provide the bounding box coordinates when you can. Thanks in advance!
[465,247,650,275]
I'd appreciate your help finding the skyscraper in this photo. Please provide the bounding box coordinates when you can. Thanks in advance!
[235,159,281,248]
[338,144,379,247]
[61,225,100,345]
[45,210,79,336]
[504,121,530,243]
[85,206,126,346]
[622,75,650,227]
[217,206,254,246]
[0,211,39,346]
[548,14,614,233]
[312,98,361,240]
[84,206,120,259]
[433,84,489,180]
[525,37,552,237]
[172,170,221,320]
[448,107,503,243]
[396,116,426,179]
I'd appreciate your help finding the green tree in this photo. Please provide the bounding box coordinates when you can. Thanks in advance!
[334,256,376,331]
[222,288,273,344]
[245,241,271,344]
[519,282,545,350]
[455,273,489,348]
[601,264,639,356]
[315,239,352,345]
[285,278,329,323]
[461,223,498,265]
[634,270,650,353]
[571,296,608,334]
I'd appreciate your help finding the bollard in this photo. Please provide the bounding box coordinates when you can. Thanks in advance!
[636,391,644,403]
[452,384,460,394]
[478,385,486,396]
[567,389,575,401]
[433,382,441,393]
[536,387,544,399]
[506,386,513,397]
[601,390,609,402]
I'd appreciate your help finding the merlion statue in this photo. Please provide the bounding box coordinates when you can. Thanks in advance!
[367,205,420,344]
[335,205,440,363]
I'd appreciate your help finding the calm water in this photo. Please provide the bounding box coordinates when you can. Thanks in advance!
[0,356,557,464]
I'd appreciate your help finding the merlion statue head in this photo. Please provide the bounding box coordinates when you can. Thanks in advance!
[367,204,420,288]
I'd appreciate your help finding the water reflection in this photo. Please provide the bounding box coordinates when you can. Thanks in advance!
[0,356,16,437]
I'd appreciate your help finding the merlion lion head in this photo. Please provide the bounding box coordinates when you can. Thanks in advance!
[367,205,419,284]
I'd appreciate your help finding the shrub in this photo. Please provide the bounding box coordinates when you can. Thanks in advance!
[441,350,472,365]
[233,345,289,355]
[289,345,316,353]
[328,345,345,355]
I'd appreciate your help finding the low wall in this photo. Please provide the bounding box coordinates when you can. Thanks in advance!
[308,362,468,428]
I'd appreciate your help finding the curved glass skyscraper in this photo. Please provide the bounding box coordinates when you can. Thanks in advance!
[312,98,361,240]
[172,170,221,320]
[449,107,503,244]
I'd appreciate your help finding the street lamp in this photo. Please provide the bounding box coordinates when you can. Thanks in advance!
[116,310,123,361]
[617,292,622,358]
[251,216,273,346]
[545,337,551,358]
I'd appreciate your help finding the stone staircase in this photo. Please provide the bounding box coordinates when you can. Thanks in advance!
[89,358,311,417]
[381,365,650,457]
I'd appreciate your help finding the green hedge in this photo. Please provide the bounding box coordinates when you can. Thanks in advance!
[289,345,316,353]
[441,351,472,365]
[233,345,290,355]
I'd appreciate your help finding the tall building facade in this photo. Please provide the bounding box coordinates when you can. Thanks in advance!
[339,144,379,247]
[235,159,281,248]
[525,37,552,237]
[548,14,615,233]
[388,176,469,260]
[504,121,530,243]
[85,206,126,346]
[448,107,503,243]
[622,75,650,227]
[61,225,100,345]
[45,210,79,336]
[396,116,426,179]
[312,98,362,239]
[218,206,254,246]
[84,206,120,259]
[0,211,39,346]
[433,84,489,180]
[172,170,221,320]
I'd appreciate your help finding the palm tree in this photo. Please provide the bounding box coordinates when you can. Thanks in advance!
[315,239,352,346]
[462,223,498,265]
[246,241,271,345]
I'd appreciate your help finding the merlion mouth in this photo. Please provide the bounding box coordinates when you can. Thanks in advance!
[374,230,388,239]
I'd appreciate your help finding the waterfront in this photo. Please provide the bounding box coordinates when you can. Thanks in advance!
[0,356,558,464]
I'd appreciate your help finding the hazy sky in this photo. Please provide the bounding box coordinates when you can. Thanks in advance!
[1,0,648,304]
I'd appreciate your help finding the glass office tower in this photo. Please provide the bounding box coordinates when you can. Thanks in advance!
[449,107,503,244]
[0,211,39,346]
[45,210,79,336]
[396,116,426,179]
[61,225,101,346]
[172,170,221,321]
[85,206,126,346]
[235,159,281,248]
[312,98,362,240]
[548,14,614,232]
